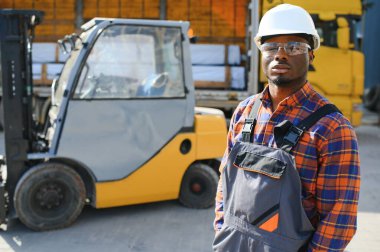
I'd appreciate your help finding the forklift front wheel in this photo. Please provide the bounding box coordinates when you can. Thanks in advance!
[14,162,86,231]
[179,163,218,209]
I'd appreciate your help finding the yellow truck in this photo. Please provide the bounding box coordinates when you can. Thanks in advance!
[195,0,364,127]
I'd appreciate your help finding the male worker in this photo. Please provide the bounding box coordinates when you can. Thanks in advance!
[213,4,360,252]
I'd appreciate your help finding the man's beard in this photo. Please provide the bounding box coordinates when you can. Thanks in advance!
[268,70,308,87]
[270,76,292,86]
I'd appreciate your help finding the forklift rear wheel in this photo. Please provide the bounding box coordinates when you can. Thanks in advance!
[14,162,86,231]
[179,163,218,209]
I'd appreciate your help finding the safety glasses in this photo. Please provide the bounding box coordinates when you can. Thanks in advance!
[259,42,311,56]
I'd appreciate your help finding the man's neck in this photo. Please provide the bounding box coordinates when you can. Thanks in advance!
[268,80,307,111]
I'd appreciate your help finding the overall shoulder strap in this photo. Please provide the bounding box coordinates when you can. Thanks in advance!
[241,98,261,142]
[297,104,341,131]
[280,104,341,152]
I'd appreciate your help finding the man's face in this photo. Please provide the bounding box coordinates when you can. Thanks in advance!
[261,35,313,87]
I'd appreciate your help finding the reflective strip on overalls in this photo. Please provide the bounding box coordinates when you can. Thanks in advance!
[213,99,340,252]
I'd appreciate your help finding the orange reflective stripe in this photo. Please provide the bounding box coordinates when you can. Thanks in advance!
[259,213,279,232]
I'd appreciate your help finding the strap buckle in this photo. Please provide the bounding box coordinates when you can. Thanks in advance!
[242,118,255,133]
[283,125,303,146]
[242,118,256,142]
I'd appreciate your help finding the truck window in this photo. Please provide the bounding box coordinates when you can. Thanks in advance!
[314,19,338,48]
[313,16,359,50]
[73,25,185,99]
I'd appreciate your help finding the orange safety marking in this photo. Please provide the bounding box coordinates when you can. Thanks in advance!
[259,213,279,232]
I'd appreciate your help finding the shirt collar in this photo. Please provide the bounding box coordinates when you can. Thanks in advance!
[260,82,313,109]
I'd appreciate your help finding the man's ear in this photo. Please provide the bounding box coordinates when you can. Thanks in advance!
[309,51,315,63]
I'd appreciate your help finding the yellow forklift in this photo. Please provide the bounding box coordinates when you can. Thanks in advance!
[0,10,227,231]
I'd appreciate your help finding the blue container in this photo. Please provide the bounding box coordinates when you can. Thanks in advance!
[363,1,380,89]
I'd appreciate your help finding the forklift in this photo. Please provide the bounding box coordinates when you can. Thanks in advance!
[0,10,227,231]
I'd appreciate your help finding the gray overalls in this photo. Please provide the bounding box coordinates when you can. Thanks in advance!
[213,99,340,252]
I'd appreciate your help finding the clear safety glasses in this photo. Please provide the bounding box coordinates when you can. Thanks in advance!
[259,42,311,56]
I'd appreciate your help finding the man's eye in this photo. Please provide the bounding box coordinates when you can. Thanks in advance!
[288,45,302,52]
[287,45,296,52]
[266,46,278,51]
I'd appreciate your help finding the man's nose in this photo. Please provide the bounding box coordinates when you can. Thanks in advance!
[274,47,288,61]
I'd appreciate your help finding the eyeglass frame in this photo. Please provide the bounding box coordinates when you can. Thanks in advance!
[258,41,312,56]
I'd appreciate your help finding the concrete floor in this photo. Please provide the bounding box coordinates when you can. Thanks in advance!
[345,122,380,252]
[0,110,379,252]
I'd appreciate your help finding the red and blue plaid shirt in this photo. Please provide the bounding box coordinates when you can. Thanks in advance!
[214,82,360,251]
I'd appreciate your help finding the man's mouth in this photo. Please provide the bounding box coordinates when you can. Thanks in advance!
[271,64,290,74]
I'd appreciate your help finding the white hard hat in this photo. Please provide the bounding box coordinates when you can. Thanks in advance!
[254,4,320,50]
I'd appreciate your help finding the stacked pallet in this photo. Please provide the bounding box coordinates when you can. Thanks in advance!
[32,43,68,86]
[1,0,250,89]
[167,0,248,90]
[83,0,160,20]
[167,0,248,48]
[0,0,249,47]
[191,44,245,90]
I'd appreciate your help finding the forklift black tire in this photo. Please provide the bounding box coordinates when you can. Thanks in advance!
[14,162,86,231]
[179,163,219,209]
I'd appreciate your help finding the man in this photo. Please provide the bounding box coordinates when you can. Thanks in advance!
[213,4,360,252]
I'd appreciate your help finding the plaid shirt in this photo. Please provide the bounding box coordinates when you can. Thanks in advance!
[214,82,360,251]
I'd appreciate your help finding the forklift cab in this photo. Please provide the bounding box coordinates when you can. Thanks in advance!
[0,13,227,231]
[47,19,196,181]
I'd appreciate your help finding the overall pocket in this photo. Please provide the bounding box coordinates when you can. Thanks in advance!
[234,150,287,179]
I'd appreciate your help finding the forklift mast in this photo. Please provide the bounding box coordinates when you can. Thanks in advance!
[0,10,43,221]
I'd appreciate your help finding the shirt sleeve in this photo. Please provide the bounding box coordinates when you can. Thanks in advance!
[213,105,241,231]
[307,119,360,251]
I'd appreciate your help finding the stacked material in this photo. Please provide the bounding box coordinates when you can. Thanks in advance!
[31,42,246,90]
[32,43,66,85]
[190,44,245,90]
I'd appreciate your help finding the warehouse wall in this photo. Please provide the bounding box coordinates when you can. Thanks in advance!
[0,0,249,46]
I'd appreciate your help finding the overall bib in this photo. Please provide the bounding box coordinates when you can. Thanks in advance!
[213,99,340,252]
